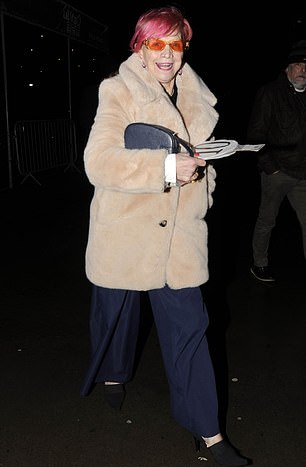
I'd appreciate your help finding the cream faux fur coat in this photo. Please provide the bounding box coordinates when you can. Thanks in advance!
[84,53,219,290]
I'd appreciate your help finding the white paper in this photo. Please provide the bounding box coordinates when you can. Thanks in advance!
[237,144,265,152]
[194,139,265,160]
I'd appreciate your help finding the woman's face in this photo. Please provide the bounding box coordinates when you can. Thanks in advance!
[138,33,184,91]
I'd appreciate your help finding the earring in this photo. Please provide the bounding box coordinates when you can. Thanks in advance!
[142,62,146,68]
[178,69,183,75]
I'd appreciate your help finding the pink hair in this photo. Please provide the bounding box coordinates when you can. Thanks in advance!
[129,6,193,53]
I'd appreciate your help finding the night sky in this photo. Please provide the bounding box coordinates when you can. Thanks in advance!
[63,1,306,141]
[66,0,305,55]
[65,1,306,88]
[4,1,305,144]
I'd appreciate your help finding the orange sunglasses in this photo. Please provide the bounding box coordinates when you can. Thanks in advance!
[143,38,189,52]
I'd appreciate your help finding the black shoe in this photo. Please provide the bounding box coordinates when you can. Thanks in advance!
[104,383,126,410]
[250,265,275,282]
[193,436,252,466]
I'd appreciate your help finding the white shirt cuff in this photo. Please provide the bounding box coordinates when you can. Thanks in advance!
[165,153,176,185]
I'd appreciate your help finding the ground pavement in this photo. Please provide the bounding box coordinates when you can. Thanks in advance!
[1,163,306,467]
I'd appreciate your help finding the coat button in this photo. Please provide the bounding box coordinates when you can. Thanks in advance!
[159,220,167,227]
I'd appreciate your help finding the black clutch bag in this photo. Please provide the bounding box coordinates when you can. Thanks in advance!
[124,122,194,156]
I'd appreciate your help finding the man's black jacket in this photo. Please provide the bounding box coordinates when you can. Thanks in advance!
[247,71,306,179]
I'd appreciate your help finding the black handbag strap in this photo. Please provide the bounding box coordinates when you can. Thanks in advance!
[176,135,194,157]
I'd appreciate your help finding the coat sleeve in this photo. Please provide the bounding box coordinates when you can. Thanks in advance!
[247,86,280,175]
[84,79,167,193]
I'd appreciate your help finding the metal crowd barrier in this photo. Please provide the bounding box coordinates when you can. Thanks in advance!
[14,118,79,184]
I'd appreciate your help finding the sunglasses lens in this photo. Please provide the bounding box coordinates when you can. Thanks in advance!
[148,39,165,50]
[170,41,184,52]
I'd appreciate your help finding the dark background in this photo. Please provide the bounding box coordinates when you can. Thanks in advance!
[59,1,306,140]
[1,1,305,190]
[2,3,306,466]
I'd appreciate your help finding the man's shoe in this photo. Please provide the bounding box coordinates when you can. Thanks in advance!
[250,266,275,282]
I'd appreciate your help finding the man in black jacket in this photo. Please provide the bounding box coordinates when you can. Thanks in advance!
[248,40,306,282]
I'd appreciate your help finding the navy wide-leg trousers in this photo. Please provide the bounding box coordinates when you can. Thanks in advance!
[80,284,220,437]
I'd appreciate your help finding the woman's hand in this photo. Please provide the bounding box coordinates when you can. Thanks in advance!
[176,152,206,186]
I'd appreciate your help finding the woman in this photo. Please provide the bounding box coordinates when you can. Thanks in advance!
[80,6,251,466]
